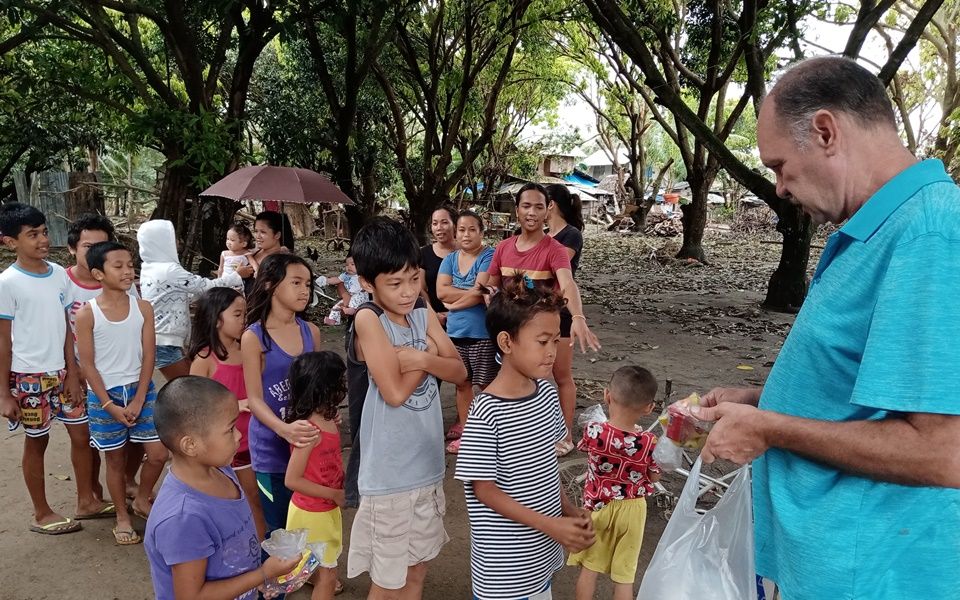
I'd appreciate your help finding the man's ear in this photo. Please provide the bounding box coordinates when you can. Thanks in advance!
[811,109,840,156]
[1,235,16,250]
[90,267,105,282]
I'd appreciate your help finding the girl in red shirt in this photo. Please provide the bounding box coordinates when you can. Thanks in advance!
[284,351,347,600]
[478,183,601,455]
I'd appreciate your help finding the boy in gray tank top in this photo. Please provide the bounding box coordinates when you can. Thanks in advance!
[345,218,467,599]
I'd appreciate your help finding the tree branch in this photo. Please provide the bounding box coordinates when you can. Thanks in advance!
[878,0,946,85]
[843,0,897,58]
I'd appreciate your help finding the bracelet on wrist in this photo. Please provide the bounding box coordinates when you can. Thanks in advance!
[572,314,586,321]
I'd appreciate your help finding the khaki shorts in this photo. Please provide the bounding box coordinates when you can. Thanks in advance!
[347,481,449,589]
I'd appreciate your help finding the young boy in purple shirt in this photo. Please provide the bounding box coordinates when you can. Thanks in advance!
[146,376,298,599]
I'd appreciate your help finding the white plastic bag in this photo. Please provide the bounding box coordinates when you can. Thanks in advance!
[637,459,757,600]
[651,436,683,471]
[577,403,608,427]
[260,528,326,595]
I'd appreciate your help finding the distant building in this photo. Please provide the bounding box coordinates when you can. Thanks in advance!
[582,148,631,180]
[537,148,586,178]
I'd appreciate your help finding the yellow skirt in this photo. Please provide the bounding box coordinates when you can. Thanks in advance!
[286,504,343,568]
[567,497,647,584]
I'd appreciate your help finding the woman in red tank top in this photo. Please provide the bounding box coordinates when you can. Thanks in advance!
[187,287,266,540]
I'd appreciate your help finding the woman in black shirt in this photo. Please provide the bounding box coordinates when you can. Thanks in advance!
[546,184,586,456]
[420,206,458,325]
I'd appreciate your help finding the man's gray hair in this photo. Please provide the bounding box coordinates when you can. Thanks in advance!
[769,56,896,147]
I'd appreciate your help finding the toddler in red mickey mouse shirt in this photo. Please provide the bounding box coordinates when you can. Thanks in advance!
[569,366,661,600]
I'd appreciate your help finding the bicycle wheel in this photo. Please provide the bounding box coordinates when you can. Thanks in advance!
[558,457,589,508]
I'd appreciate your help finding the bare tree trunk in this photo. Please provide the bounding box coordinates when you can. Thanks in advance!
[342,156,380,240]
[676,175,710,262]
[408,190,444,245]
[283,203,316,238]
[635,159,673,230]
[152,160,192,254]
[763,203,813,312]
[66,173,106,218]
[125,154,134,221]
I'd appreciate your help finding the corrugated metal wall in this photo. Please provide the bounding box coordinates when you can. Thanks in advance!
[13,171,69,247]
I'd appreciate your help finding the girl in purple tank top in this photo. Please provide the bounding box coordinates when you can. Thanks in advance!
[241,254,321,539]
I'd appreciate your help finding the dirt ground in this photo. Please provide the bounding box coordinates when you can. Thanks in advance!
[0,226,820,599]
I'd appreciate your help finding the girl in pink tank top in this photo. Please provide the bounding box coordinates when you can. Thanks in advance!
[188,287,266,540]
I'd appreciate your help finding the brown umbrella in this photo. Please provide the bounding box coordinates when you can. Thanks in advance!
[199,165,354,205]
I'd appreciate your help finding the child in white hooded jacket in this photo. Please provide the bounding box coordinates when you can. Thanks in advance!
[137,220,243,379]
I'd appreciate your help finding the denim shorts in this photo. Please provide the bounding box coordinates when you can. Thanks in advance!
[155,345,185,369]
[86,381,159,451]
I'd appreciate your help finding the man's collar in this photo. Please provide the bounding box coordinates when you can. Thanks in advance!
[840,159,952,242]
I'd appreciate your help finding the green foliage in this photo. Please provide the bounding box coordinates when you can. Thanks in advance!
[247,35,399,199]
[3,1,300,207]
[0,17,127,189]
[129,108,242,189]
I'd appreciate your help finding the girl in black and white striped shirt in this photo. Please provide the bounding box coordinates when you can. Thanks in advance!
[455,275,596,600]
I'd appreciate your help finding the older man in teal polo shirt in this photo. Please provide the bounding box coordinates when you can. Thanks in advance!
[696,56,960,600]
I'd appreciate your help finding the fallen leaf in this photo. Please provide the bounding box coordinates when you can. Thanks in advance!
[736,365,754,371]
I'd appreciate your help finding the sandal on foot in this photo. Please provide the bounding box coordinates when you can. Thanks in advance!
[445,438,461,454]
[445,422,464,441]
[555,438,575,457]
[30,517,82,535]
[76,503,116,520]
[112,526,142,545]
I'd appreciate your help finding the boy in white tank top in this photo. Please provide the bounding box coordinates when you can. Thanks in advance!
[75,241,168,546]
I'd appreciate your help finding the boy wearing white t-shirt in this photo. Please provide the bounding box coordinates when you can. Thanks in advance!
[0,203,108,535]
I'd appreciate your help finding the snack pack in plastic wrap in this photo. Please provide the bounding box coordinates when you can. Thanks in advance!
[652,435,683,471]
[577,403,608,428]
[658,392,713,449]
[637,459,757,600]
[260,528,326,595]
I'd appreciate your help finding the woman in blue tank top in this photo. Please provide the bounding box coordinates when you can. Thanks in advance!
[241,254,321,538]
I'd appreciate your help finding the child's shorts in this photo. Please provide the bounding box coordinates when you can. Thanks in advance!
[155,345,184,369]
[567,497,647,584]
[451,338,500,388]
[86,381,159,451]
[6,369,86,437]
[286,504,342,567]
[473,581,553,600]
[347,480,449,589]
